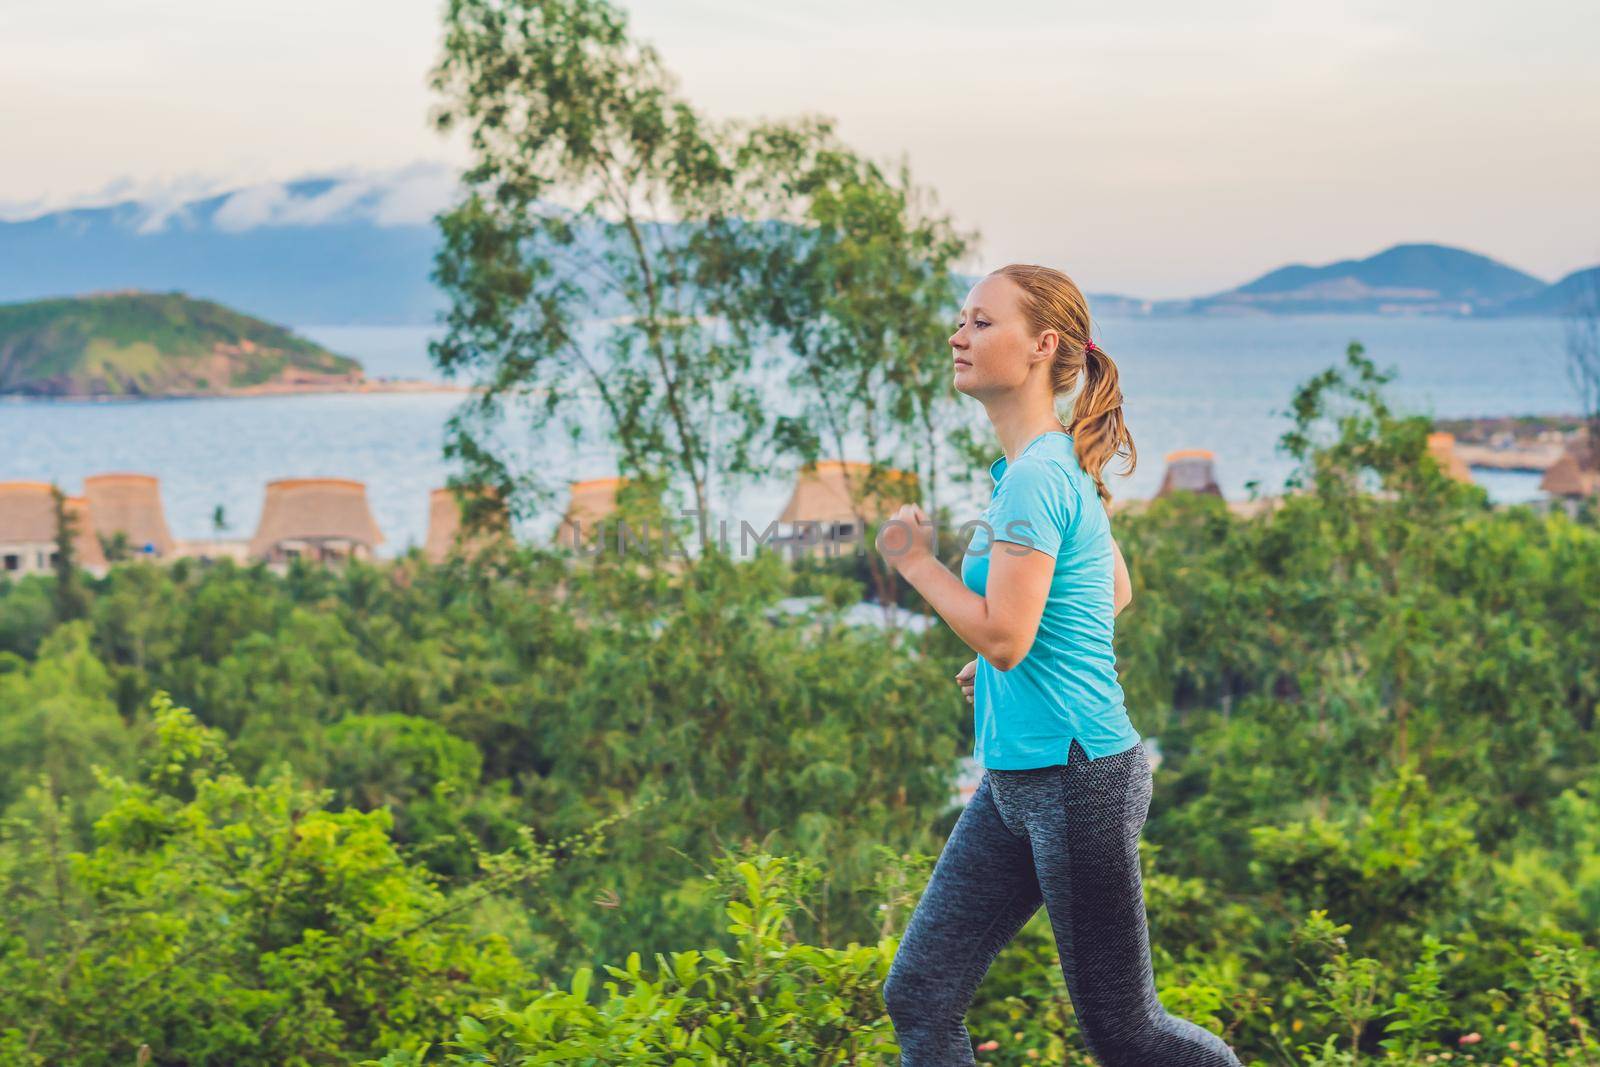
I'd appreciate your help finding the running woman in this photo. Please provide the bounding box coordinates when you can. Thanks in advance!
[872,264,1243,1066]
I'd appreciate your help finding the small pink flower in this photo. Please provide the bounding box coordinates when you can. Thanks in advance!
[976,1040,1000,1052]
[1458,1033,1482,1045]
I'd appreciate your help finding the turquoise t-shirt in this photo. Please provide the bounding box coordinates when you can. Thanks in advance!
[959,430,1140,769]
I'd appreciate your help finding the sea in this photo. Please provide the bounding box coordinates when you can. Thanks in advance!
[0,315,1578,559]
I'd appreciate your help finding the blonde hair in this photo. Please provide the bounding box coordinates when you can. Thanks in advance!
[989,263,1137,504]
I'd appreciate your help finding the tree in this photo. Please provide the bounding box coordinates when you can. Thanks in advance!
[429,0,803,545]
[427,0,983,565]
[0,620,133,820]
[1277,341,1485,511]
[96,529,132,563]
[741,132,976,611]
[48,485,88,622]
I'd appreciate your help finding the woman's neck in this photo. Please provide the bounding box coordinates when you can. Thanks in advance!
[986,394,1067,466]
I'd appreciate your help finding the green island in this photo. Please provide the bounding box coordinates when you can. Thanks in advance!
[0,290,362,398]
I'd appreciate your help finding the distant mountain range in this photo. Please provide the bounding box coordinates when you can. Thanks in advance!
[0,291,359,397]
[1115,244,1599,319]
[2,175,1594,324]
[0,178,446,326]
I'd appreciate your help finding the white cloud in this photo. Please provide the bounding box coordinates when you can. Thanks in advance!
[0,172,228,225]
[274,179,378,227]
[211,184,292,232]
[372,164,463,226]
[0,162,465,233]
[133,199,200,235]
[120,174,234,234]
[202,162,460,232]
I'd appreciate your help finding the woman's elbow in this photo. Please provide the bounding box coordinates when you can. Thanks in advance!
[988,633,1036,672]
[1114,590,1133,617]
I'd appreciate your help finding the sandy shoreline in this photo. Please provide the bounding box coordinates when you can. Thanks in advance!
[1455,443,1565,472]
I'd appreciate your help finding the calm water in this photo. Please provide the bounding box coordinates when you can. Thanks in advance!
[1,315,1574,557]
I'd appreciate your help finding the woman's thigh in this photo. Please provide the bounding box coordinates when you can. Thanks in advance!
[1028,743,1160,1036]
[884,773,1045,1013]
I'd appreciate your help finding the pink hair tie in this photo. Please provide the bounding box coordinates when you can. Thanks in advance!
[1084,339,1099,354]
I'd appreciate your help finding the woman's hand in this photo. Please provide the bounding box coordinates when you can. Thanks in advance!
[956,658,977,703]
[875,503,936,574]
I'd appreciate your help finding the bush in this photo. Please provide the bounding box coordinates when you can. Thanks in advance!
[0,692,546,1067]
[366,852,901,1066]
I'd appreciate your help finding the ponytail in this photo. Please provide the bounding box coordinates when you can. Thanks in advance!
[990,263,1137,505]
[1068,343,1136,505]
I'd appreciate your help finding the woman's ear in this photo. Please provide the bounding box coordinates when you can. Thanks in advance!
[1033,329,1059,363]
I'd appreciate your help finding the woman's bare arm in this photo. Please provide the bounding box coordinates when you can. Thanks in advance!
[898,543,1054,671]
[1111,535,1132,617]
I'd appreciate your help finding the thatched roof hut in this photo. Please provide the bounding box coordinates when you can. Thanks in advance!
[554,476,629,550]
[0,481,107,574]
[1540,441,1600,499]
[249,477,384,562]
[83,472,175,557]
[65,495,108,570]
[426,485,512,563]
[1424,432,1473,483]
[774,460,918,556]
[777,460,918,525]
[1155,449,1222,497]
[0,481,57,547]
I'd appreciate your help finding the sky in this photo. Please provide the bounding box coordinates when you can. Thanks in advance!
[4,0,1598,299]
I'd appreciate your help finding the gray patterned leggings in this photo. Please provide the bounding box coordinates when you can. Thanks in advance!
[882,738,1242,1066]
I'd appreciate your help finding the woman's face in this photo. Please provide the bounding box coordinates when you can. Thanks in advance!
[949,274,1054,399]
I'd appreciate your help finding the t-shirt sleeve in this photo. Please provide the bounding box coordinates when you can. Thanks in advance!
[988,457,1074,559]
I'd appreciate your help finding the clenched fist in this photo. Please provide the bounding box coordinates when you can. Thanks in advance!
[956,658,976,703]
[874,502,935,573]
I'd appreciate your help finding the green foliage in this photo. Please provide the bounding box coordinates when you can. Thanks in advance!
[3,336,1599,1062]
[1248,763,1479,949]
[364,853,899,1066]
[42,542,963,979]
[0,572,57,657]
[1487,942,1600,1065]
[0,620,135,827]
[1376,934,1454,1060]
[0,346,1596,1066]
[0,692,551,1067]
